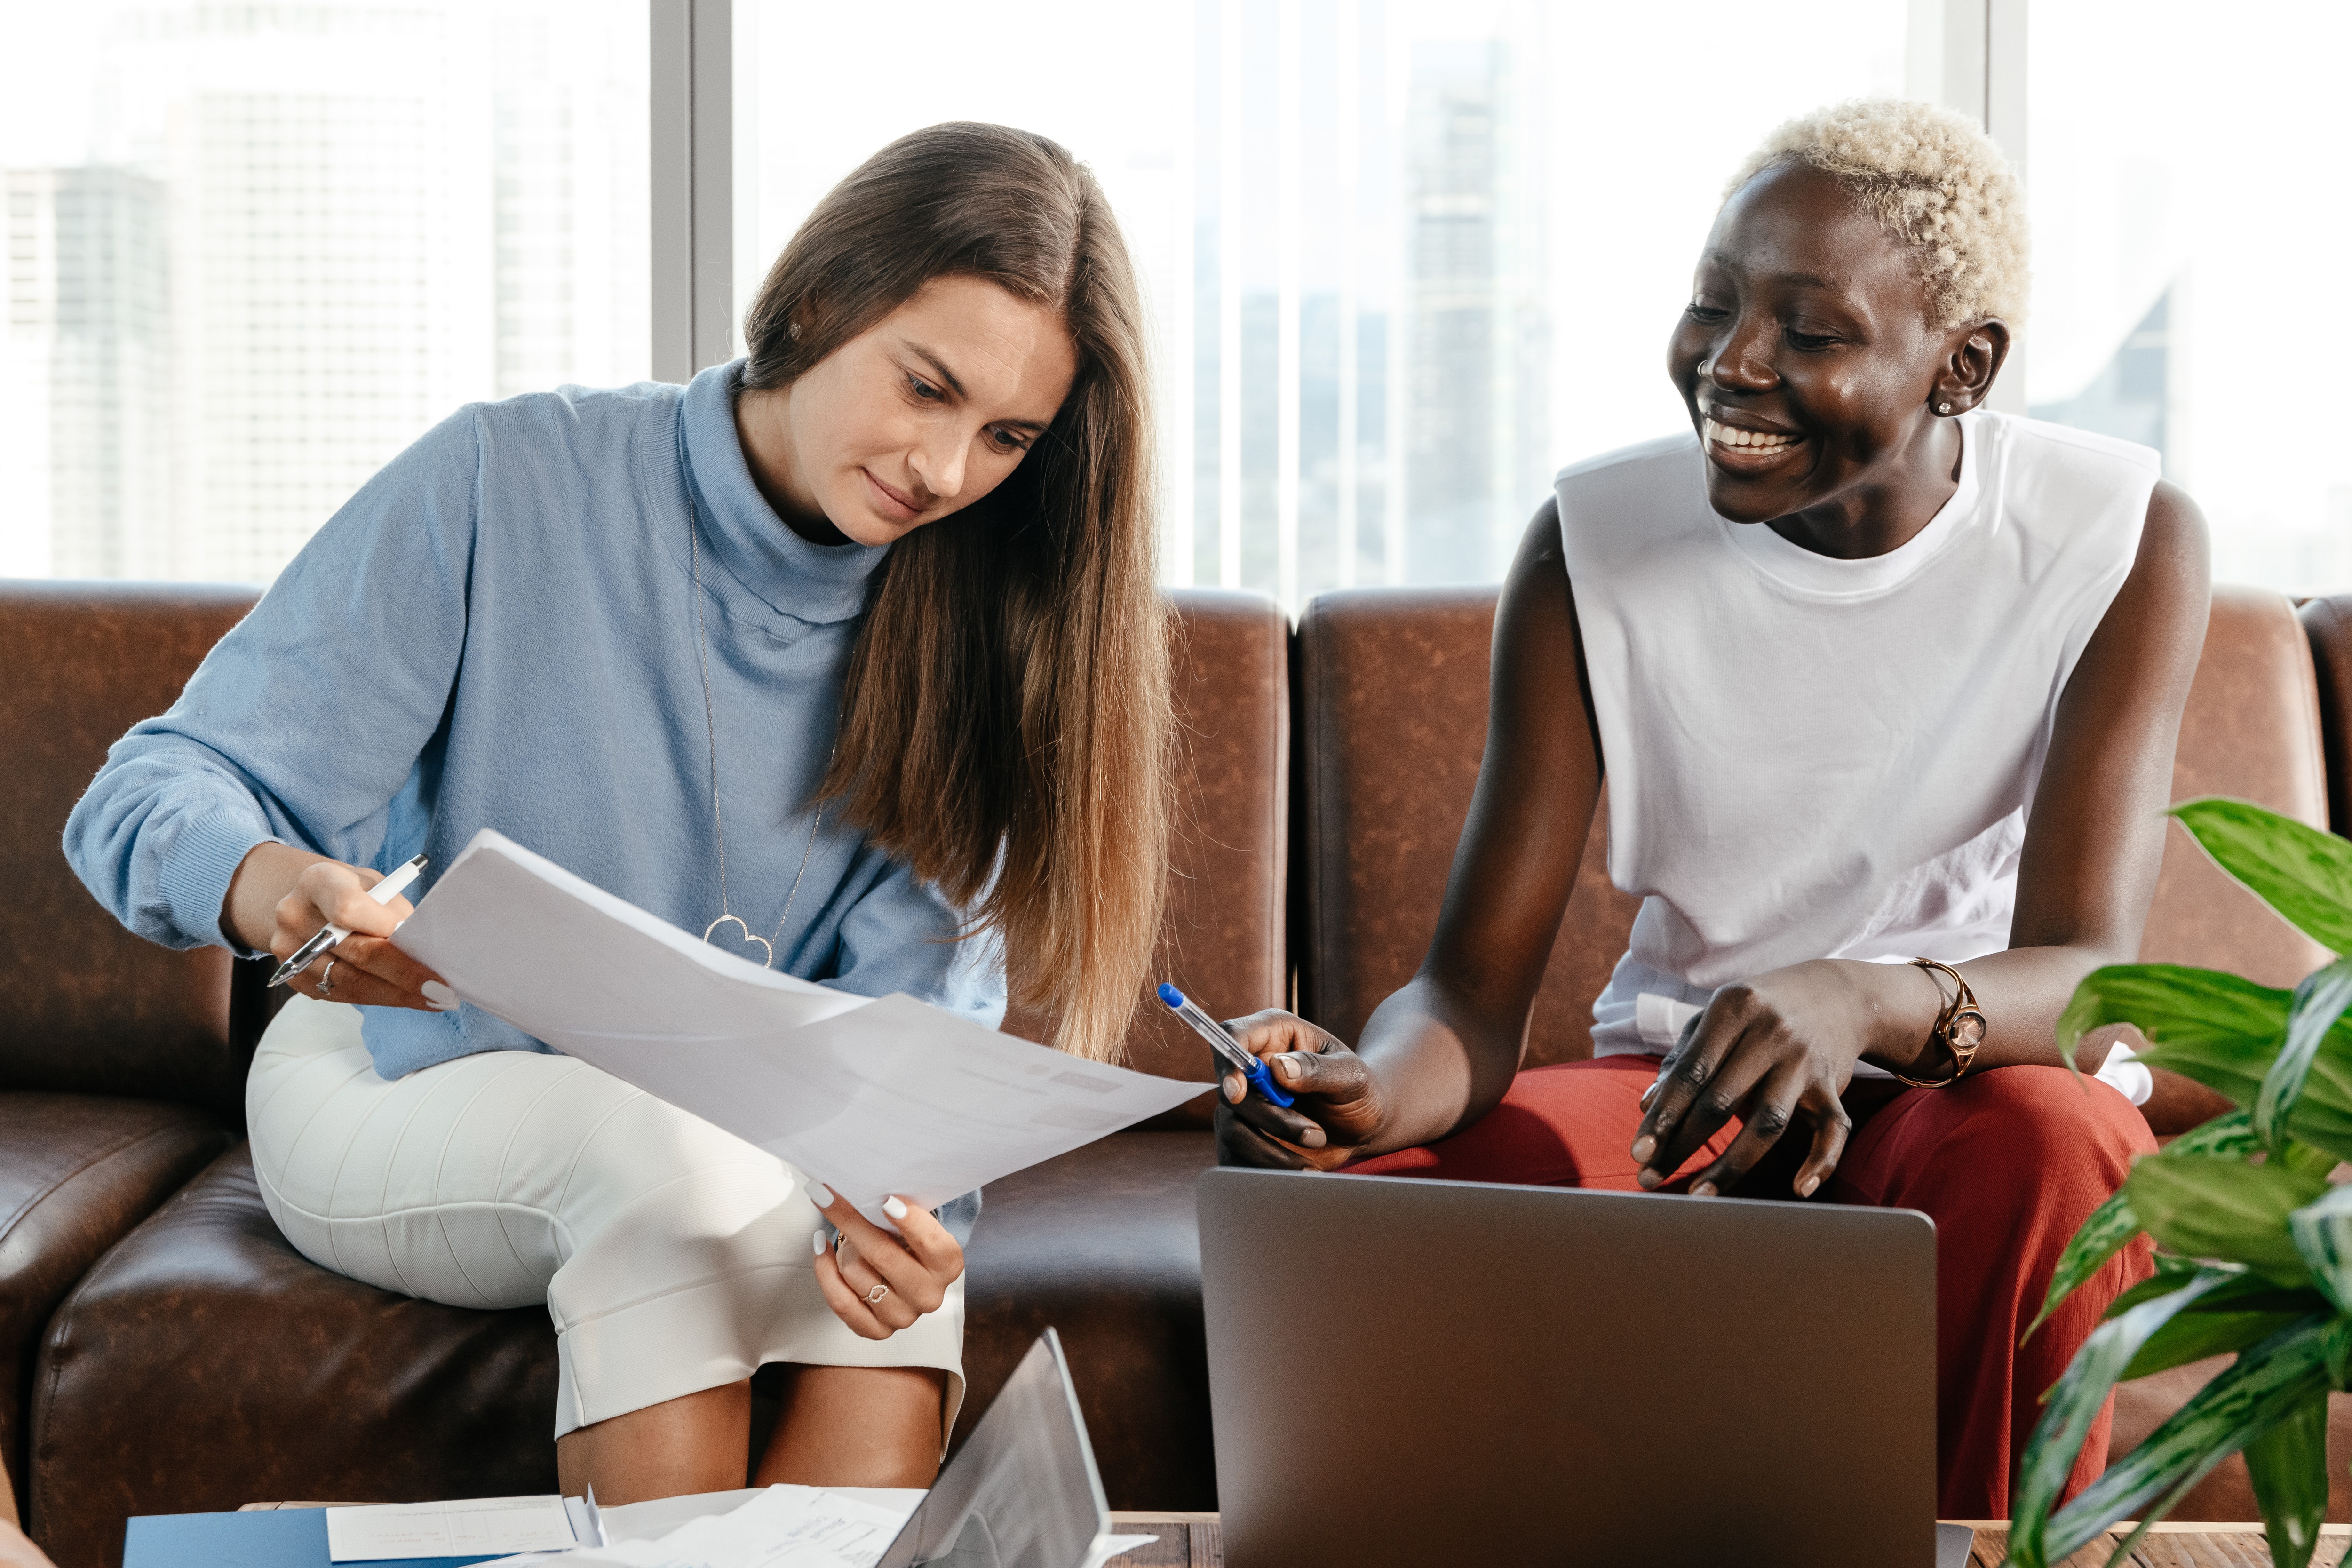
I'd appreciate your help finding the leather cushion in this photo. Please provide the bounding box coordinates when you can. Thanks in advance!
[0,1094,227,1527]
[1294,587,1637,1064]
[1005,591,1289,1127]
[28,1147,558,1568]
[32,1133,1222,1561]
[955,1131,1218,1511]
[0,584,262,1120]
[2139,585,2331,991]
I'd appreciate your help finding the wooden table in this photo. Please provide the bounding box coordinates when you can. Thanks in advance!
[1107,1514,2352,1566]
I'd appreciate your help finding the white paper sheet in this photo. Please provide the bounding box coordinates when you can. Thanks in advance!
[478,1487,910,1568]
[474,1490,1157,1568]
[393,831,1207,1226]
[326,1495,578,1561]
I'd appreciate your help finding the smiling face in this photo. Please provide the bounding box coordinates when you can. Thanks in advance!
[738,273,1080,549]
[1667,160,2008,545]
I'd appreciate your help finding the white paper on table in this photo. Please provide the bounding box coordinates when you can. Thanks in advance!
[326,1495,578,1560]
[392,831,1208,1228]
[476,1486,913,1568]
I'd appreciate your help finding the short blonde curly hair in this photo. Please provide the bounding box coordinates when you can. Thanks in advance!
[1724,97,2028,329]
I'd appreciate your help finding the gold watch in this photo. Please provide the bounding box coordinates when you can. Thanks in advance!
[1892,957,1985,1089]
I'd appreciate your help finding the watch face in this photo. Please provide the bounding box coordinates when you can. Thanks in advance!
[1951,1010,1987,1051]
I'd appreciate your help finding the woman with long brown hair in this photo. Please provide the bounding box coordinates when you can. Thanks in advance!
[65,122,1168,1498]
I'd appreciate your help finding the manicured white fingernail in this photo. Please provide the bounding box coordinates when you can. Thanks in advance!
[1629,1136,1656,1164]
[882,1195,909,1220]
[813,1228,827,1255]
[421,980,458,1009]
[1692,1182,1716,1199]
[806,1181,834,1208]
[1639,1082,1658,1109]
[1799,1175,1821,1197]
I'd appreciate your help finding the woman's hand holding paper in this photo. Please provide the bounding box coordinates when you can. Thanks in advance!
[806,1183,964,1340]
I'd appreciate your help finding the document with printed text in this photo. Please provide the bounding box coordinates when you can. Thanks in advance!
[393,832,1207,1227]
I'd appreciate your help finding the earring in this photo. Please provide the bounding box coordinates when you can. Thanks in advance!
[1937,401,1953,414]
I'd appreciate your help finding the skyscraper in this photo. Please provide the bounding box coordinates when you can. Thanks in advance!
[1401,38,1548,586]
[1,166,175,579]
[2,2,643,587]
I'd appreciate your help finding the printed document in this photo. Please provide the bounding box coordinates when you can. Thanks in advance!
[393,832,1207,1226]
[327,1495,578,1560]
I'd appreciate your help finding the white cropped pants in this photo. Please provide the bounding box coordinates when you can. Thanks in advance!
[246,997,964,1441]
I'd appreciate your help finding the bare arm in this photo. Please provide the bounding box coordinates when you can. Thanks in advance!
[1217,501,1600,1164]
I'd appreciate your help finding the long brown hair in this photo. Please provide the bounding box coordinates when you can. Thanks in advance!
[740,123,1169,1062]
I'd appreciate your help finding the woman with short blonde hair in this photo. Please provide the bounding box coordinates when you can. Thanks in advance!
[1216,99,2206,1515]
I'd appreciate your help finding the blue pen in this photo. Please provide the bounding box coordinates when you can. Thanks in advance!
[1157,983,1295,1108]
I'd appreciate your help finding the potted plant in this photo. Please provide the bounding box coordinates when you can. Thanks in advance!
[2010,798,2352,1568]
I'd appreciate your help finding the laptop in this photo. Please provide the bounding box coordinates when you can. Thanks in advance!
[1197,1167,1965,1568]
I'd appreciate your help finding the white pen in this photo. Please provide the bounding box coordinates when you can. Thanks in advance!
[266,854,428,987]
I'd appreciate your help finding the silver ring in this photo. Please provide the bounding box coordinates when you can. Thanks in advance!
[864,1282,890,1305]
[317,958,337,998]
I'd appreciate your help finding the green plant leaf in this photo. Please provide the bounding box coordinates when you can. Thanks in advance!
[2031,1316,2335,1565]
[2126,1156,2328,1283]
[2170,797,2352,955]
[2028,1113,2260,1342]
[2010,1271,2229,1568]
[2243,1387,2332,1568]
[2121,1307,2322,1381]
[2108,1268,2328,1327]
[2288,1182,2352,1315]
[2102,1255,2213,1320]
[2134,1033,2352,1166]
[2280,1139,2340,1180]
[2056,963,2291,1062]
[2258,956,2352,1150]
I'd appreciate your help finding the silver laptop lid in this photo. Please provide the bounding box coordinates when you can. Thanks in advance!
[874,1329,1111,1568]
[1197,1168,1937,1568]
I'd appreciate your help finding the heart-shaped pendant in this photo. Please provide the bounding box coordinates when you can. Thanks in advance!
[703,914,774,969]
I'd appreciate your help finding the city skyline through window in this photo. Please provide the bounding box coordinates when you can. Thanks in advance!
[2,2,2339,602]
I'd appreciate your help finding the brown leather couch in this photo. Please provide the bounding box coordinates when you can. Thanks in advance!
[8,578,2352,1564]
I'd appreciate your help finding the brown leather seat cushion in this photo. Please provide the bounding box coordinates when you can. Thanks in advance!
[1006,589,1289,1124]
[0,1095,228,1530]
[29,1133,1218,1566]
[29,1147,560,1568]
[0,584,264,1122]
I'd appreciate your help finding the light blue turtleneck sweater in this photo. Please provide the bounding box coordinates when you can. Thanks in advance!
[65,360,1006,1083]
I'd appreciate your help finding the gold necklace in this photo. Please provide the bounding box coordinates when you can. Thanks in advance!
[687,482,829,970]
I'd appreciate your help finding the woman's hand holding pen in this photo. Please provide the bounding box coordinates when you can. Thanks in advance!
[223,842,456,1012]
[805,1183,964,1340]
[1211,1010,1386,1171]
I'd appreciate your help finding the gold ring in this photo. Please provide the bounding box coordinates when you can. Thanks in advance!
[865,1282,890,1305]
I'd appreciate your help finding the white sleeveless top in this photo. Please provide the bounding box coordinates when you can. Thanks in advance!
[1558,411,2161,1095]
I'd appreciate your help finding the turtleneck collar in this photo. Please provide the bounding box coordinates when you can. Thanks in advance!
[676,358,889,627]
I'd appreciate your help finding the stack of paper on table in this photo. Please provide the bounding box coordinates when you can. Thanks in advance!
[390,831,1208,1227]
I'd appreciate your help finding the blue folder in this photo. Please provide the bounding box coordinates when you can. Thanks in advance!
[123,1507,504,1568]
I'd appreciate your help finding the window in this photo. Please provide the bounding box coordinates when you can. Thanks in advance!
[2026,1,2349,594]
[0,0,647,584]
[746,0,1905,602]
[7,3,2338,600]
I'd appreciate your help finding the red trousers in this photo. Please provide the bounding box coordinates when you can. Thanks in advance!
[1349,1055,2156,1518]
